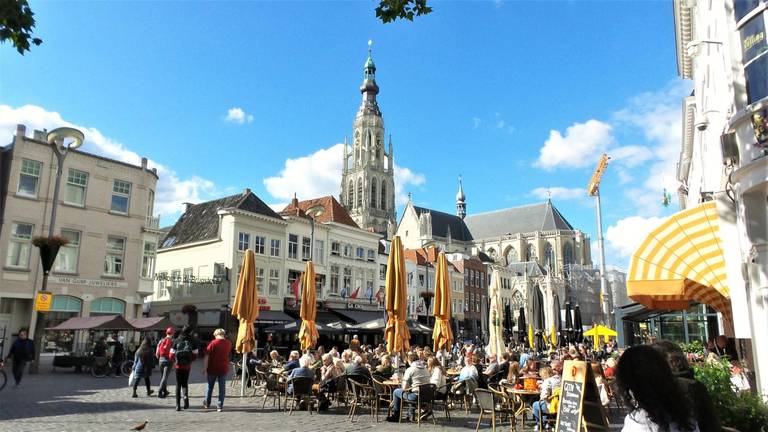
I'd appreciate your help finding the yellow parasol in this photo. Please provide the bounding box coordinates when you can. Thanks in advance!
[231,249,259,396]
[528,323,534,350]
[298,261,319,351]
[384,236,411,355]
[584,324,617,350]
[550,326,557,347]
[432,251,453,352]
[487,269,505,357]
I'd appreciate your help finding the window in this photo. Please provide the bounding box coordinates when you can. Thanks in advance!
[270,239,281,257]
[90,297,125,316]
[356,178,362,208]
[314,240,324,264]
[254,235,266,254]
[366,270,374,299]
[147,189,154,218]
[54,229,81,273]
[356,247,364,260]
[141,241,156,278]
[331,241,341,255]
[64,169,88,206]
[545,243,556,270]
[347,180,354,208]
[343,267,352,294]
[103,236,125,276]
[381,181,387,210]
[6,222,33,268]
[371,181,377,208]
[418,274,425,287]
[367,249,375,261]
[379,264,386,280]
[301,237,311,260]
[269,269,280,295]
[183,267,193,295]
[287,270,300,295]
[17,159,42,197]
[110,180,132,214]
[255,268,264,294]
[343,244,352,257]
[157,271,168,297]
[288,234,298,259]
[330,265,340,294]
[238,232,250,251]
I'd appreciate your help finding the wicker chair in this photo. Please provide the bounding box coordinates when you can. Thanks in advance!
[347,378,376,422]
[261,371,284,410]
[371,376,394,422]
[432,384,452,422]
[474,389,503,432]
[286,376,317,415]
[398,383,437,426]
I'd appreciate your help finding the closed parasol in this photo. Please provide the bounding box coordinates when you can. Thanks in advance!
[432,251,454,352]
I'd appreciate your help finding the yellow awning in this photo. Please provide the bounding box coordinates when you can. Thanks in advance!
[627,201,732,323]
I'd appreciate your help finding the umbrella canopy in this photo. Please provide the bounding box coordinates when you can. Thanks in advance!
[564,301,574,344]
[432,252,454,352]
[573,304,584,343]
[231,249,259,353]
[384,236,410,354]
[553,296,563,347]
[528,323,534,350]
[298,261,319,351]
[48,315,136,331]
[487,269,505,357]
[517,307,527,345]
[352,318,431,334]
[128,317,171,331]
[584,323,617,350]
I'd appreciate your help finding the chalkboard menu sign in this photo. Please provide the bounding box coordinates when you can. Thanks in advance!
[555,360,609,432]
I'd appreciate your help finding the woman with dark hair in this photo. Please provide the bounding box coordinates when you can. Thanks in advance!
[617,345,699,432]
[170,325,199,411]
[131,337,156,398]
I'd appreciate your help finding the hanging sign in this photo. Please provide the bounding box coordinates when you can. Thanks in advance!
[555,360,609,432]
[35,291,53,312]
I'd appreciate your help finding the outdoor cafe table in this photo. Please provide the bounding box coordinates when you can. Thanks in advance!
[506,388,540,418]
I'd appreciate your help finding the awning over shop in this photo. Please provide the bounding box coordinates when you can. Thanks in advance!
[254,310,294,324]
[330,309,385,324]
[128,316,171,331]
[48,315,136,331]
[628,201,732,324]
[618,303,672,322]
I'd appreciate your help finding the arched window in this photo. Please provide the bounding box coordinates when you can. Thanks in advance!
[525,244,536,261]
[511,290,524,310]
[544,243,556,269]
[563,242,574,265]
[504,246,518,265]
[347,180,354,207]
[90,297,126,316]
[51,295,82,313]
[356,178,363,208]
[371,179,377,208]
[380,181,387,211]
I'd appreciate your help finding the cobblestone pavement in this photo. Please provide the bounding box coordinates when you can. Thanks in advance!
[0,362,626,432]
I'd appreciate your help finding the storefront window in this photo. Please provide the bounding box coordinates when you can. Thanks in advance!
[734,0,762,23]
[90,297,126,316]
[43,296,82,353]
[745,52,768,104]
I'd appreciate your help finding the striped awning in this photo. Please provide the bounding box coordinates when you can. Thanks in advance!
[627,201,732,323]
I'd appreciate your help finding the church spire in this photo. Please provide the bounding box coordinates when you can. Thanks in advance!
[456,175,466,219]
[359,40,380,116]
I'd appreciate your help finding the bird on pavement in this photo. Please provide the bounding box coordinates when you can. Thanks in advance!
[130,420,148,431]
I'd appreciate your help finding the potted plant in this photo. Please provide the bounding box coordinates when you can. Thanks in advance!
[32,235,69,275]
[694,358,768,431]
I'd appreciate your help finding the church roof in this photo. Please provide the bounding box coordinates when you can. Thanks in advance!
[463,201,574,240]
[412,206,473,242]
[161,189,282,249]
[280,195,360,229]
[506,261,548,277]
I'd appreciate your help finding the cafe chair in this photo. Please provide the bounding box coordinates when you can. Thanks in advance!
[371,376,393,422]
[489,386,518,428]
[261,372,284,410]
[347,378,376,422]
[474,389,503,432]
[432,384,452,422]
[399,383,437,426]
[450,378,476,414]
[286,376,318,415]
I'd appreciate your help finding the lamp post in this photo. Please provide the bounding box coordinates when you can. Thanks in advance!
[30,127,84,373]
[305,204,325,300]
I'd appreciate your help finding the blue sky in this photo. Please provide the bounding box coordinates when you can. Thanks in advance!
[0,1,690,268]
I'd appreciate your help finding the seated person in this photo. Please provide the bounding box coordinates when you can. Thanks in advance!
[428,357,447,396]
[457,354,479,382]
[484,354,500,376]
[345,355,371,379]
[374,355,394,378]
[319,353,340,391]
[497,352,510,378]
[283,350,300,373]
[532,361,562,424]
[269,350,283,367]
[287,357,315,394]
[387,352,431,422]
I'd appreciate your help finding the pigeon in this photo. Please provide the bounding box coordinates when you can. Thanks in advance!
[130,420,148,431]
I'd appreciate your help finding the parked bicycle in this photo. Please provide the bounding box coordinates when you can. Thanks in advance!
[90,356,134,378]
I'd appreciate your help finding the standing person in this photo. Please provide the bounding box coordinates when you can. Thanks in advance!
[202,328,232,412]
[170,325,198,411]
[155,326,175,398]
[617,345,699,432]
[111,334,125,377]
[131,337,156,398]
[4,329,34,388]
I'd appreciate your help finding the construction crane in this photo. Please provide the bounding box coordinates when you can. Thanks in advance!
[587,154,612,327]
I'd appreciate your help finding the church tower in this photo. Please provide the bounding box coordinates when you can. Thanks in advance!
[340,41,396,236]
[456,176,466,219]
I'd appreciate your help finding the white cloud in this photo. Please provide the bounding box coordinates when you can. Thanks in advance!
[530,187,585,201]
[472,117,482,129]
[610,145,654,167]
[534,119,614,170]
[224,107,254,124]
[604,215,665,259]
[263,143,425,206]
[0,104,219,219]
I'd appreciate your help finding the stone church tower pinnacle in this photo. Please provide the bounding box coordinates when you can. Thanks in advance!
[340,41,396,236]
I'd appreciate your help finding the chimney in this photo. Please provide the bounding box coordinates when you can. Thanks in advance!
[141,157,148,170]
[33,129,47,141]
[183,202,194,213]
[243,188,251,196]
[15,124,26,141]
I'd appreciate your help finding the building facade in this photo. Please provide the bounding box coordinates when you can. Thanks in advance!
[0,124,160,352]
[672,0,768,395]
[447,254,486,338]
[340,45,396,237]
[403,247,464,328]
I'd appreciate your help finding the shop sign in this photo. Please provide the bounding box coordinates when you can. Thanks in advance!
[35,292,53,312]
[49,276,128,289]
[741,11,766,63]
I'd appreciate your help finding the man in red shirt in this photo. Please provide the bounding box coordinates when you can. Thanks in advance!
[203,328,232,412]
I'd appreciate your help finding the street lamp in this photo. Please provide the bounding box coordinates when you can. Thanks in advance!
[305,204,325,262]
[31,127,84,373]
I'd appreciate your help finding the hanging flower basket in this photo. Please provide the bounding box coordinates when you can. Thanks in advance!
[32,236,69,275]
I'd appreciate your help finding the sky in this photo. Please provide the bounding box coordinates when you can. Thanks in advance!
[0,0,691,269]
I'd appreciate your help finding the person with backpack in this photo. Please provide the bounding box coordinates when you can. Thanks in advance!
[131,337,156,398]
[170,325,198,411]
[155,326,175,398]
